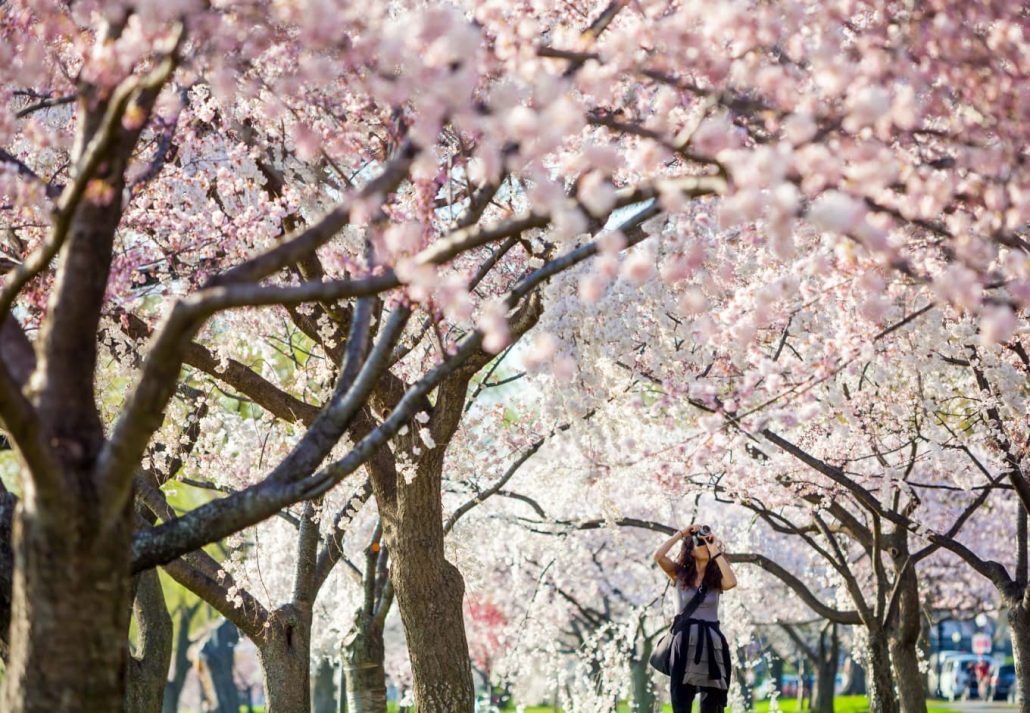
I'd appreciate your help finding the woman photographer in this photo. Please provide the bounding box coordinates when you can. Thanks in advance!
[653,525,738,713]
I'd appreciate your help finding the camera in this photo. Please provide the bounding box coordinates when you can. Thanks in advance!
[691,525,712,547]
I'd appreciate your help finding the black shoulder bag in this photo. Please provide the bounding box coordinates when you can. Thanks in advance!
[649,583,707,676]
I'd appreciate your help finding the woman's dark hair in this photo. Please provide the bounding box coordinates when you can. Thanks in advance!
[676,537,724,591]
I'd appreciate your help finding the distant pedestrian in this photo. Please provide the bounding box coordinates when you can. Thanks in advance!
[975,659,990,700]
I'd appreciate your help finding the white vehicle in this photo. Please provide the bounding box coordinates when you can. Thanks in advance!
[940,654,992,701]
[928,651,966,697]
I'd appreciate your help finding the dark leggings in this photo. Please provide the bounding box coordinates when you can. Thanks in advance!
[670,682,726,713]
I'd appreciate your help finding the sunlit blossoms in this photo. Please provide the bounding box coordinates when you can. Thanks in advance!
[0,0,1026,712]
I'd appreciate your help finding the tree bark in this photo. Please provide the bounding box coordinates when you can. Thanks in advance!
[0,487,15,661]
[813,668,835,713]
[888,547,927,713]
[1008,602,1030,713]
[343,617,388,713]
[126,570,173,713]
[865,628,899,713]
[258,606,312,713]
[1,498,134,713]
[369,447,475,713]
[812,625,838,713]
[890,633,926,713]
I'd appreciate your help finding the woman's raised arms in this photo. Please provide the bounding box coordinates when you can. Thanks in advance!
[704,534,738,591]
[653,525,694,582]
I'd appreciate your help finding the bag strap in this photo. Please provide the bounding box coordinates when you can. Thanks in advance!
[675,583,707,626]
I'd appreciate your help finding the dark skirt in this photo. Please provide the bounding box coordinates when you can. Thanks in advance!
[669,618,731,711]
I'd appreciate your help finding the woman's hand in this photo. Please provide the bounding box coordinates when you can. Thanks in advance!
[704,533,724,555]
[679,525,699,538]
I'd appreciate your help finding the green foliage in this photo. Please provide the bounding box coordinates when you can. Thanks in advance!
[0,450,20,495]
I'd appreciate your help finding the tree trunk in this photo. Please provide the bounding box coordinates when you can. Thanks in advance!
[813,659,836,713]
[163,603,199,713]
[258,606,312,713]
[0,488,15,661]
[343,618,388,713]
[1008,602,1030,713]
[629,638,656,713]
[797,656,807,710]
[812,624,838,713]
[338,657,349,713]
[865,628,899,713]
[126,570,174,713]
[890,637,926,713]
[888,552,927,713]
[313,657,338,713]
[1,499,134,713]
[388,551,472,712]
[369,447,475,713]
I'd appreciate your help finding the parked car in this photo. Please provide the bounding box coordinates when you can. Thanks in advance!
[929,651,966,696]
[940,654,992,701]
[989,663,1015,701]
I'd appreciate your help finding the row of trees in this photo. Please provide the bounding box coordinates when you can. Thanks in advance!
[0,0,1026,711]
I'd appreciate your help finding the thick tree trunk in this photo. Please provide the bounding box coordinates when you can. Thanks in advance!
[890,638,926,713]
[1009,602,1030,713]
[313,657,338,713]
[389,552,472,711]
[126,570,173,713]
[371,447,475,713]
[865,628,899,713]
[343,619,388,713]
[258,606,312,713]
[887,550,927,713]
[1,499,134,713]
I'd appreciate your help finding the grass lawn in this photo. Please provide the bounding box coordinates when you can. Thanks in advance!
[748,697,959,713]
[483,697,964,712]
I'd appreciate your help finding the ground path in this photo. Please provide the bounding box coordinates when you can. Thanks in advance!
[939,702,1016,712]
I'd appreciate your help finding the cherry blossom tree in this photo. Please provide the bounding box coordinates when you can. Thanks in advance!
[0,1,1026,711]
[530,235,1023,711]
[0,2,681,709]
